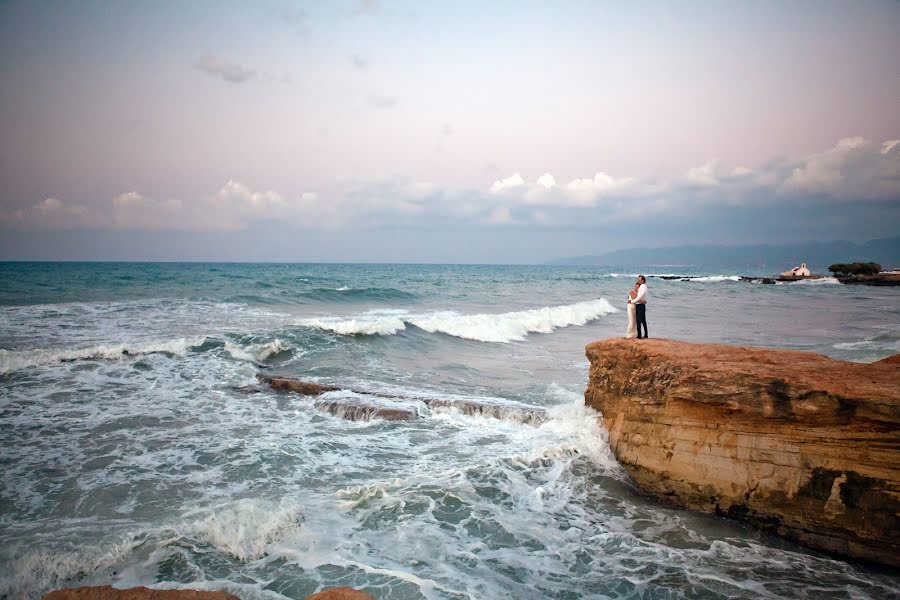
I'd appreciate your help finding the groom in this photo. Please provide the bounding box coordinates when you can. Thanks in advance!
[628,275,648,339]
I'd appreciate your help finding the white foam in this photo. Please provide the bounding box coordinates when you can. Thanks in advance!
[183,498,304,561]
[2,537,144,600]
[686,275,741,282]
[794,277,840,285]
[224,338,292,362]
[335,286,351,291]
[299,314,408,336]
[0,336,208,375]
[298,298,618,343]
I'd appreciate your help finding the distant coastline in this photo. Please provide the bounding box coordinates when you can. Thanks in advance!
[548,236,900,270]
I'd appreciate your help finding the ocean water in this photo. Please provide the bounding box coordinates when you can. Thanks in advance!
[1,262,898,600]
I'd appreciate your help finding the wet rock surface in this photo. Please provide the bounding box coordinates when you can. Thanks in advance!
[584,338,900,566]
[259,375,547,424]
[42,586,240,600]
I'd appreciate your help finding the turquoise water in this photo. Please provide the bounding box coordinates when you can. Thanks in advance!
[1,262,898,599]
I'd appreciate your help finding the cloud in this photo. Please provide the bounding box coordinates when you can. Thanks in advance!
[368,95,397,109]
[682,161,721,189]
[489,173,525,194]
[490,171,644,207]
[8,137,897,235]
[1,197,88,229]
[112,192,183,229]
[488,136,899,218]
[779,136,900,200]
[195,54,257,83]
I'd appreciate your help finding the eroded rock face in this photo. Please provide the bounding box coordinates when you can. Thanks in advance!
[584,338,900,566]
[42,586,240,600]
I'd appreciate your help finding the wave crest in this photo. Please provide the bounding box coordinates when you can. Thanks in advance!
[0,337,208,375]
[224,338,293,362]
[298,299,617,343]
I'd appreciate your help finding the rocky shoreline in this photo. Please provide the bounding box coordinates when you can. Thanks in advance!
[584,338,900,566]
[41,586,374,600]
[650,273,900,286]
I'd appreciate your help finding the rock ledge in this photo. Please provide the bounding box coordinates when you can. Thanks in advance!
[584,338,900,566]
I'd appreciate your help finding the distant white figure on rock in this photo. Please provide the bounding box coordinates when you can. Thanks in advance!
[781,262,810,277]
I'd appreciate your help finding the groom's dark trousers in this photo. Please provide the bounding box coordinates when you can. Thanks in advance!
[636,304,648,338]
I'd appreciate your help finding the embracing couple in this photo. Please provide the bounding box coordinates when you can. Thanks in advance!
[625,275,648,339]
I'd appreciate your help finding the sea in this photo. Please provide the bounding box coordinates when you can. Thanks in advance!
[1,262,898,600]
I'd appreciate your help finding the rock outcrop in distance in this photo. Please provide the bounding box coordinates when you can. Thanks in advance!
[836,272,900,286]
[584,338,900,566]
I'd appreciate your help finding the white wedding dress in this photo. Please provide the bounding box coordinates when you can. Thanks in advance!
[626,300,637,339]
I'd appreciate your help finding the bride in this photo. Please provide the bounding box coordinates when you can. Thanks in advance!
[626,283,638,339]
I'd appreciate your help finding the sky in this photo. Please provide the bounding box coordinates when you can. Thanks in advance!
[1,0,898,263]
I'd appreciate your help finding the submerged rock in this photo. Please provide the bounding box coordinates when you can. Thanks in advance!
[584,338,900,566]
[313,397,419,421]
[257,374,340,395]
[258,374,546,424]
[42,586,240,600]
[422,397,546,424]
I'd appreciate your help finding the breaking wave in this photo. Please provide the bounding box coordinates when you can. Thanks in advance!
[298,298,618,343]
[0,337,208,375]
[224,338,293,362]
[182,498,304,561]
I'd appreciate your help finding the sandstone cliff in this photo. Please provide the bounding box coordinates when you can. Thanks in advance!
[584,338,900,566]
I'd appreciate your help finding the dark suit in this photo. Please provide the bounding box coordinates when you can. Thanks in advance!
[636,303,648,338]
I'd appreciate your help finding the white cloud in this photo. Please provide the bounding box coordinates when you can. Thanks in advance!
[7,136,897,235]
[0,197,88,229]
[779,136,899,200]
[536,173,556,188]
[682,160,721,189]
[195,54,257,83]
[491,171,642,207]
[489,173,525,194]
[112,192,183,229]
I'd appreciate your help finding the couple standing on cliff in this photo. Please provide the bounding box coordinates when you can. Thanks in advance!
[625,275,648,339]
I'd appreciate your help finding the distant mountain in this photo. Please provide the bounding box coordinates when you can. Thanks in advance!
[548,237,900,271]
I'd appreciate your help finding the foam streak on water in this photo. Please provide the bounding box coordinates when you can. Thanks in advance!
[1,263,898,599]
